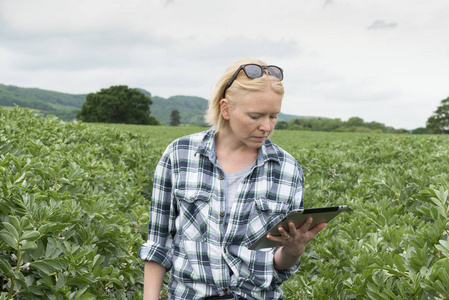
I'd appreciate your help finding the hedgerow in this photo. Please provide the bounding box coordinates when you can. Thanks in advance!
[1,106,449,299]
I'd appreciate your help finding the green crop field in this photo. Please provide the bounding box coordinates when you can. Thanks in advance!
[2,107,449,299]
[92,122,397,150]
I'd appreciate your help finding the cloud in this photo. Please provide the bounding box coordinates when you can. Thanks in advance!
[139,36,302,98]
[165,0,175,7]
[323,0,334,8]
[0,7,300,73]
[0,23,177,71]
[182,36,300,63]
[367,20,398,30]
[294,74,402,104]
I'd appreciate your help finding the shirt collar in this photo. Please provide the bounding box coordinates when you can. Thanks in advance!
[195,128,281,166]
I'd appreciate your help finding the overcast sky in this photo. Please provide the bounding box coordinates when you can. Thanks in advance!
[1,0,448,129]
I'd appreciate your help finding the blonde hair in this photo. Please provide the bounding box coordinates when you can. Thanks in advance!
[205,58,284,132]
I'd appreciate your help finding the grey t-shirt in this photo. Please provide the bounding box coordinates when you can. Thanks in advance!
[224,161,256,228]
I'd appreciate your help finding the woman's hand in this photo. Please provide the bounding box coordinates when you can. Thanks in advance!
[267,217,326,270]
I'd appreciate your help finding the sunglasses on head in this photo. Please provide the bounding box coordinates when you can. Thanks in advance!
[222,64,284,99]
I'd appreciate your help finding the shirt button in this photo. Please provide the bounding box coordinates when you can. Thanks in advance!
[220,212,225,217]
[219,175,224,180]
[223,248,227,253]
[190,197,195,201]
[223,288,228,293]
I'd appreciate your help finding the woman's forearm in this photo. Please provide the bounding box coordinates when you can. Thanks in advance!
[143,261,166,300]
[273,246,301,270]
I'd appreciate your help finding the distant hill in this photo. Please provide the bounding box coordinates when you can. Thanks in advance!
[0,83,321,124]
[0,83,86,120]
[151,95,209,126]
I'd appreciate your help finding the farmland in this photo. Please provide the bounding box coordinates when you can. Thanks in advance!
[1,107,449,299]
[94,122,393,149]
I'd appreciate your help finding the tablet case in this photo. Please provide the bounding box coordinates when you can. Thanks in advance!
[248,205,348,250]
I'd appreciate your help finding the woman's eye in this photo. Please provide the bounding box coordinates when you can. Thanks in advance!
[249,115,260,120]
[270,115,278,119]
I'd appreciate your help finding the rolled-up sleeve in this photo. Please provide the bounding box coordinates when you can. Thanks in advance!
[139,146,176,270]
[273,258,302,283]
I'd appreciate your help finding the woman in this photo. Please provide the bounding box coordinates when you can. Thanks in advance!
[139,58,326,300]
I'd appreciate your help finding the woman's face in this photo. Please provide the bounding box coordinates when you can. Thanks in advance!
[221,88,282,150]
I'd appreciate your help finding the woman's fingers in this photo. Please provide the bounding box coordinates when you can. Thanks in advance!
[299,217,313,233]
[266,217,327,244]
[277,224,291,240]
[308,222,327,235]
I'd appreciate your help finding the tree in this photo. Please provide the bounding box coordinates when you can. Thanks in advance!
[345,117,365,128]
[275,121,288,130]
[426,97,449,134]
[170,109,181,126]
[412,127,430,134]
[76,85,159,125]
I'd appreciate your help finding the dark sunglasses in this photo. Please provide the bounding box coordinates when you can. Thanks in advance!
[222,64,284,99]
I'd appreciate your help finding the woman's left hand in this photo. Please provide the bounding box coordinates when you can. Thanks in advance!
[267,217,326,269]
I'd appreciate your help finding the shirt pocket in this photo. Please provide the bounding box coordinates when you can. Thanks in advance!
[174,188,211,241]
[244,197,288,248]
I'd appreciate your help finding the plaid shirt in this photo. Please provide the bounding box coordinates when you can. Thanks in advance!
[139,129,304,300]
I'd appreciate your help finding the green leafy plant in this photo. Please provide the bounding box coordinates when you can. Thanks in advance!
[1,107,158,299]
[2,106,449,299]
[280,135,449,299]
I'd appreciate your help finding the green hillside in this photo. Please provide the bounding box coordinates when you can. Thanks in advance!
[0,83,319,125]
[151,95,208,126]
[0,83,86,120]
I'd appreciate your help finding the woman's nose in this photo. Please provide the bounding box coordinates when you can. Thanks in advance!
[259,118,272,132]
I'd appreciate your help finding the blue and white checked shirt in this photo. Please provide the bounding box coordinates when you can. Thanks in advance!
[139,129,304,300]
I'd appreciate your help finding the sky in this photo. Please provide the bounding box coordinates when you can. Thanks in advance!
[1,0,448,129]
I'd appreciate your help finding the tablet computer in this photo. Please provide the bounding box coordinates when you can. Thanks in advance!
[248,205,348,250]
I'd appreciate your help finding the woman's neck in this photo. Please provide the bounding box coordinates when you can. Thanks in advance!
[215,130,259,173]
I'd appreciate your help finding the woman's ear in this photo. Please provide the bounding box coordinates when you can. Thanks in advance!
[220,99,231,120]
